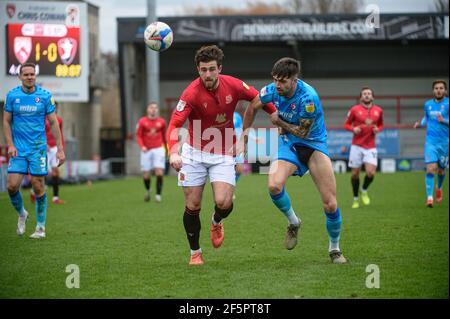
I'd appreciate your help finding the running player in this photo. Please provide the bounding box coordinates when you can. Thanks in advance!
[3,62,65,239]
[238,57,347,263]
[167,45,275,265]
[136,102,167,203]
[414,80,448,207]
[344,87,384,208]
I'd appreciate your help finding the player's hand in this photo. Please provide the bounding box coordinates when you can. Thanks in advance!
[437,113,444,123]
[353,126,362,134]
[56,149,66,167]
[372,126,379,134]
[142,147,148,152]
[413,121,420,129]
[169,153,182,172]
[7,145,18,158]
[233,136,247,158]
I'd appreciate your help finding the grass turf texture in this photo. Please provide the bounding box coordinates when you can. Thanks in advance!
[0,172,448,298]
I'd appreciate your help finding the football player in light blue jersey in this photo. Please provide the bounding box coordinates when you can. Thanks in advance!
[3,63,65,239]
[238,57,346,264]
[233,111,244,185]
[414,80,449,208]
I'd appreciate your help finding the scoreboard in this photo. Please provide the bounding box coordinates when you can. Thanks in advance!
[6,23,81,77]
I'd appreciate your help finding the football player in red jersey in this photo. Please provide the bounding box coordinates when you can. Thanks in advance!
[344,87,384,209]
[136,102,167,203]
[167,45,275,265]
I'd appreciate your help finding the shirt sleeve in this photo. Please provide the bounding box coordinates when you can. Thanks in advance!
[46,94,56,115]
[135,119,145,149]
[167,94,193,154]
[4,93,12,113]
[344,107,355,131]
[300,93,319,119]
[236,80,258,101]
[259,84,274,105]
[376,108,384,132]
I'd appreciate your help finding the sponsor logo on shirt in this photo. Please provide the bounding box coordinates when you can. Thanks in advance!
[15,98,20,103]
[19,105,37,112]
[305,103,315,113]
[176,100,186,112]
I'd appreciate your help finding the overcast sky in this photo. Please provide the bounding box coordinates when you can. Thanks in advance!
[85,0,439,53]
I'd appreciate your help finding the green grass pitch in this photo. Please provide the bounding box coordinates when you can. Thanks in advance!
[0,172,448,298]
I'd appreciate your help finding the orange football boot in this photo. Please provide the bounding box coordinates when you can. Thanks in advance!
[210,223,224,248]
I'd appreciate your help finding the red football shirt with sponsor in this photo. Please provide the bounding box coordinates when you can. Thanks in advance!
[344,104,384,149]
[167,75,262,155]
[136,117,167,150]
[45,115,64,149]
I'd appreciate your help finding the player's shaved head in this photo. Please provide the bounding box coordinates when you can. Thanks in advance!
[271,57,300,79]
[195,45,224,67]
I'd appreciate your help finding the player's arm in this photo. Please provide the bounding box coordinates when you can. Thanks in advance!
[271,113,315,139]
[135,120,147,151]
[344,108,362,134]
[161,119,168,155]
[437,109,449,126]
[3,111,17,158]
[166,99,191,171]
[414,104,428,128]
[47,112,65,166]
[373,109,384,134]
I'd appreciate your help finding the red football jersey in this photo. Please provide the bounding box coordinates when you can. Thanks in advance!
[45,115,64,149]
[344,104,384,149]
[167,75,259,155]
[136,116,167,150]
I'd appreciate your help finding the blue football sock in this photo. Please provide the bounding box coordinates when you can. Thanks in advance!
[235,173,241,183]
[269,188,298,224]
[35,193,47,228]
[9,191,25,216]
[325,208,342,250]
[425,173,435,198]
[437,173,445,189]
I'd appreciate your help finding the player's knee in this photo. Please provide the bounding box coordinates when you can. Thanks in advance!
[366,171,375,178]
[323,198,337,213]
[215,197,232,210]
[268,181,283,195]
[426,166,437,174]
[7,183,19,194]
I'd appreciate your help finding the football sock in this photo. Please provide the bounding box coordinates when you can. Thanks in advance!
[351,176,359,198]
[437,173,445,189]
[362,175,374,191]
[325,208,342,252]
[9,191,26,216]
[52,176,60,197]
[156,176,163,195]
[183,207,201,251]
[190,248,202,256]
[143,178,150,191]
[212,204,233,224]
[270,188,299,225]
[36,193,47,229]
[235,173,241,183]
[426,173,435,198]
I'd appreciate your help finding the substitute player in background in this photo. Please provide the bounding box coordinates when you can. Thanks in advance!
[414,80,449,207]
[136,102,167,203]
[167,45,275,265]
[344,87,383,209]
[238,57,347,264]
[3,62,65,239]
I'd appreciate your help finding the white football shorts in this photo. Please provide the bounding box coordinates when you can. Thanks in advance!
[178,143,236,187]
[47,146,59,169]
[348,145,378,168]
[140,146,166,171]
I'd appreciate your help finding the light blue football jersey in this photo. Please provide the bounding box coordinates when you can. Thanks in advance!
[423,97,449,145]
[259,79,328,146]
[4,85,56,154]
[233,112,243,141]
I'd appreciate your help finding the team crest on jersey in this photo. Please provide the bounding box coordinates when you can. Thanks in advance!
[305,102,315,113]
[35,97,41,103]
[203,102,208,109]
[216,113,226,123]
[242,82,250,90]
[225,94,233,104]
[374,111,379,117]
[176,100,186,112]
[15,98,20,104]
[291,103,296,110]
[179,172,185,181]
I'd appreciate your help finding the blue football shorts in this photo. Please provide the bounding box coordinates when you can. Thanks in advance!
[7,149,48,176]
[425,142,449,168]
